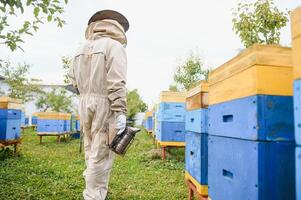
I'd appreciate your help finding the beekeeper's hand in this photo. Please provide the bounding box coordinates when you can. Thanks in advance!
[116,114,126,135]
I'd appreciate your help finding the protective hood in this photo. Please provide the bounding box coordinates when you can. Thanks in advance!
[85,19,127,45]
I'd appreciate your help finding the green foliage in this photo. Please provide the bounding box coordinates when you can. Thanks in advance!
[0,0,68,51]
[62,56,72,84]
[232,0,289,48]
[168,84,179,92]
[0,129,186,199]
[127,89,147,120]
[0,60,42,102]
[173,53,209,90]
[35,87,74,112]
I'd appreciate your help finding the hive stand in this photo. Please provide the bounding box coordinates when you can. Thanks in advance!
[37,131,78,144]
[157,141,185,160]
[0,138,21,155]
[186,179,208,200]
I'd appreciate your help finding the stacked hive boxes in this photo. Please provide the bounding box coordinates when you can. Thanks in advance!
[185,81,209,196]
[292,7,301,200]
[208,45,295,200]
[0,97,23,140]
[76,115,80,132]
[35,112,71,133]
[156,91,186,145]
[71,115,80,139]
[144,111,153,132]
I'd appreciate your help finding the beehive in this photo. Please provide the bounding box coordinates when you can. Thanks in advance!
[0,97,22,140]
[296,147,301,200]
[209,45,293,105]
[186,81,209,110]
[208,135,295,200]
[292,7,301,80]
[35,112,71,133]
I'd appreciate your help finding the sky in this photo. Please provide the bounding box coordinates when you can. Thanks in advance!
[0,0,300,108]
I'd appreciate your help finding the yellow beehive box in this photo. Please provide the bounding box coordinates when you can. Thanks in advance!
[292,7,301,80]
[76,115,80,120]
[159,91,187,103]
[59,113,72,120]
[35,112,61,119]
[0,97,23,109]
[186,81,209,110]
[209,44,293,105]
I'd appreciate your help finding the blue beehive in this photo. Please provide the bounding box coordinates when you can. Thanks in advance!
[0,109,21,140]
[208,135,295,200]
[208,95,294,141]
[37,119,59,132]
[185,132,208,185]
[294,80,301,145]
[156,121,185,142]
[76,119,80,131]
[145,116,153,131]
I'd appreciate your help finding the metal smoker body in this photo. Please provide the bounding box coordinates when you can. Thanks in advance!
[109,127,140,155]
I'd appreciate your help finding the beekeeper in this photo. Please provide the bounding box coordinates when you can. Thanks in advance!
[68,10,129,200]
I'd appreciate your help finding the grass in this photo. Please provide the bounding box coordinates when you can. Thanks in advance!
[0,129,187,200]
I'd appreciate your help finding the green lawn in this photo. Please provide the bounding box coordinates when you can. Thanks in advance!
[0,129,187,200]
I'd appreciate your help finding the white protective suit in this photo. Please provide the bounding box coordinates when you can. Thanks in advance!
[68,19,127,200]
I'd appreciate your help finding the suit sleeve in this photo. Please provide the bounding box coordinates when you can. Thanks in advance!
[106,41,127,115]
[68,58,77,88]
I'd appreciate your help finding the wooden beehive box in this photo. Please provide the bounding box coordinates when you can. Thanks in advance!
[292,7,301,80]
[186,81,209,110]
[0,97,23,110]
[209,44,293,105]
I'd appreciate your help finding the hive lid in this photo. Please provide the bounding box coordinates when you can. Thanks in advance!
[209,44,292,86]
[159,91,187,103]
[186,81,209,98]
[144,111,153,119]
[0,97,23,104]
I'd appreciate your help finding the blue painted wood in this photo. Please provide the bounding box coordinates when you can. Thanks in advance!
[25,117,29,125]
[156,121,185,142]
[71,131,81,139]
[208,95,294,141]
[296,147,301,200]
[76,120,80,131]
[294,80,301,145]
[32,116,37,125]
[145,117,153,131]
[0,109,21,119]
[64,120,71,132]
[208,135,295,200]
[185,132,208,185]
[157,112,185,122]
[0,119,21,140]
[158,102,186,114]
[37,119,59,132]
[185,109,208,133]
[21,112,25,126]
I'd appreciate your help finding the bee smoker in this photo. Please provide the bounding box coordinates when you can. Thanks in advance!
[109,127,140,155]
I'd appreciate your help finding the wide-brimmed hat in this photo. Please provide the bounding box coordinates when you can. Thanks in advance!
[88,10,129,32]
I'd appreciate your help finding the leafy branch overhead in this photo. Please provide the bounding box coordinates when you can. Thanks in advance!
[0,60,42,102]
[0,0,68,51]
[232,0,288,48]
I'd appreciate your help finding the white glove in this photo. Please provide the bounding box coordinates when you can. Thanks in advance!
[116,114,126,135]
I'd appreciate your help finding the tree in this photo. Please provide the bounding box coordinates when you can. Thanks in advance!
[0,60,42,102]
[35,87,74,113]
[62,56,72,84]
[173,53,209,91]
[126,89,147,120]
[0,0,68,51]
[232,0,288,48]
[168,84,179,92]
